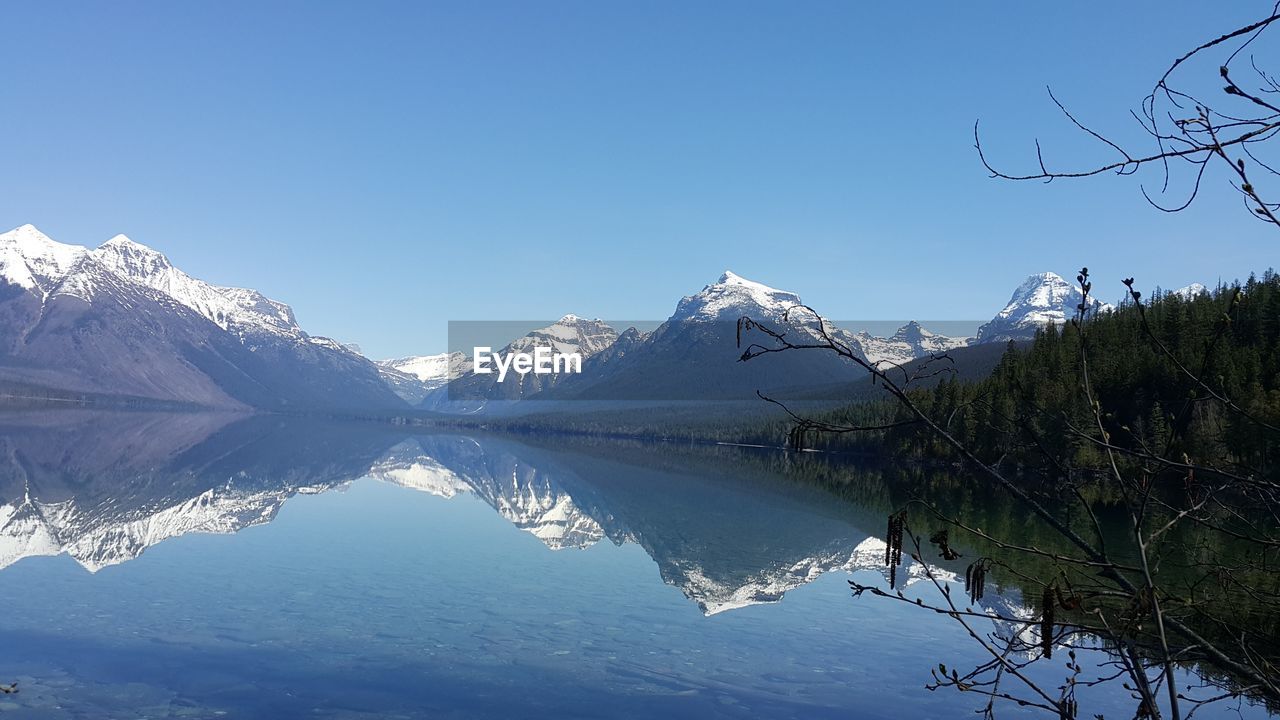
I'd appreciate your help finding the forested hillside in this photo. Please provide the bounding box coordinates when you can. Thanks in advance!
[790,271,1280,481]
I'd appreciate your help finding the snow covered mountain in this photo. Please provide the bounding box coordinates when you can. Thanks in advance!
[0,224,403,410]
[376,352,471,403]
[853,321,970,367]
[0,224,88,297]
[379,352,470,386]
[424,271,979,404]
[425,315,619,406]
[975,271,1113,343]
[92,234,301,338]
[505,314,619,357]
[670,270,805,322]
[569,272,972,396]
[1172,282,1208,300]
[2,223,1181,414]
[399,270,1125,410]
[536,271,867,402]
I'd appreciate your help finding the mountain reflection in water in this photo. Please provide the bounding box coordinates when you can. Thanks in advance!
[0,411,1265,719]
[0,411,926,614]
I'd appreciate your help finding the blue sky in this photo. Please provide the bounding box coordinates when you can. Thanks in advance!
[2,1,1275,357]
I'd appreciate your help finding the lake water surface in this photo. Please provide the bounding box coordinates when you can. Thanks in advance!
[0,411,1268,719]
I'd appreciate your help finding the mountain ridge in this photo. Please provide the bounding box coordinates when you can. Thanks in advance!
[3,224,1191,415]
[0,225,404,411]
[421,269,1109,409]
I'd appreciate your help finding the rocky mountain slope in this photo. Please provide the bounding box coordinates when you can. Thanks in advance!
[0,225,404,411]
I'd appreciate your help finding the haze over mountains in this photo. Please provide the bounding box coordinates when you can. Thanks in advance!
[0,224,1177,413]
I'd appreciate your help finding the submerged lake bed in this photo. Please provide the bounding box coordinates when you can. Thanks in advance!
[0,411,1269,719]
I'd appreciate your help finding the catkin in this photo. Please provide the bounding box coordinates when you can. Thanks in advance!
[1041,585,1056,659]
[885,512,906,589]
[964,560,986,603]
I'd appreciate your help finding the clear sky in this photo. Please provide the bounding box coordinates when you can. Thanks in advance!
[2,1,1275,358]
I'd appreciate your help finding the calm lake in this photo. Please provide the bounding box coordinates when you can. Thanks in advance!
[0,411,1269,719]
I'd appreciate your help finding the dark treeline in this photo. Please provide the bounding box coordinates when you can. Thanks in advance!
[781,270,1280,480]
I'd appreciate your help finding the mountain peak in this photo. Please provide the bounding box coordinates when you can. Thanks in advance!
[715,270,776,292]
[1011,271,1070,297]
[100,233,167,257]
[892,320,928,340]
[88,231,303,337]
[521,316,617,356]
[379,352,470,387]
[2,223,63,249]
[1173,282,1208,299]
[102,233,144,248]
[672,271,802,321]
[975,271,1113,343]
[1025,270,1064,282]
[94,234,174,277]
[0,224,90,294]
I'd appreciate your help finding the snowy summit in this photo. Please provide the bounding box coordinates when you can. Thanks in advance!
[0,224,89,297]
[975,272,1113,343]
[92,233,301,338]
[670,270,804,322]
[1172,283,1208,300]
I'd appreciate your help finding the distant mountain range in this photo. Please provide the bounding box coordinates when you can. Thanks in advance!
[404,269,1121,411]
[1,223,1195,413]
